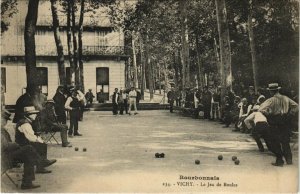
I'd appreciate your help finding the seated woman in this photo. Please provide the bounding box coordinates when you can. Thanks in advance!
[40,100,72,147]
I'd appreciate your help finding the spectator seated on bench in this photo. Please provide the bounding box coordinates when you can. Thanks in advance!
[1,110,55,190]
[39,100,72,147]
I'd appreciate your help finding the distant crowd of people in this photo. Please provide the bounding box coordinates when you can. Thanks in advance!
[167,83,298,167]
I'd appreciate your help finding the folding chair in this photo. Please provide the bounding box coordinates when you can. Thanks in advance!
[44,130,60,145]
[35,112,60,145]
[1,156,21,188]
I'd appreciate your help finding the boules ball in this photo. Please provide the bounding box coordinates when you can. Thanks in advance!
[234,159,240,165]
[195,159,200,165]
[75,147,79,151]
[218,155,223,160]
[160,153,165,158]
[83,148,87,152]
[232,156,237,161]
[155,153,160,158]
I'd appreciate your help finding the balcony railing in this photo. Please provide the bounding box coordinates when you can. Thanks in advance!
[37,15,112,27]
[83,46,125,56]
[35,45,126,56]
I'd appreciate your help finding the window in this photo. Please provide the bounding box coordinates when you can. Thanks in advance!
[36,67,48,94]
[1,68,6,92]
[96,67,109,85]
[96,31,108,46]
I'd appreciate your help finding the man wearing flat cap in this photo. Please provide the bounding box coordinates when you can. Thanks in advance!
[259,83,298,166]
[15,106,57,173]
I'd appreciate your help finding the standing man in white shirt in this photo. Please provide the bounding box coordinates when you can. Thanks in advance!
[128,87,138,115]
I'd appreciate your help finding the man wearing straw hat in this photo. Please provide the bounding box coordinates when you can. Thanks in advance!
[259,83,298,166]
[15,106,57,173]
[2,109,56,189]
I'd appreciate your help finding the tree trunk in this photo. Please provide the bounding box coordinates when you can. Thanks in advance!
[215,0,232,104]
[179,0,190,88]
[195,35,203,89]
[139,35,145,100]
[214,37,222,86]
[145,34,153,101]
[125,59,129,88]
[158,63,161,94]
[163,62,168,92]
[71,0,79,86]
[24,0,39,91]
[78,0,85,91]
[131,31,138,88]
[152,61,156,93]
[67,0,75,85]
[50,0,66,86]
[248,0,258,93]
[173,52,179,89]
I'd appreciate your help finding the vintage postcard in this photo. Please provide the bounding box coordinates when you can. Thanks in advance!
[1,0,299,193]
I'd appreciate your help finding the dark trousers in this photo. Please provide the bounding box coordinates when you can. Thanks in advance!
[267,115,292,162]
[79,104,84,120]
[176,99,181,107]
[203,104,211,119]
[124,100,128,114]
[29,142,47,160]
[112,103,118,115]
[269,125,292,162]
[169,100,174,113]
[10,145,41,183]
[69,111,79,135]
[119,102,125,114]
[50,123,69,144]
[252,122,273,151]
[57,113,66,124]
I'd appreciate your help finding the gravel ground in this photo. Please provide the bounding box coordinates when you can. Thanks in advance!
[1,110,298,193]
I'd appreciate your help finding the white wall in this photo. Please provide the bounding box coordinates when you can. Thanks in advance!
[83,60,125,97]
[2,60,125,105]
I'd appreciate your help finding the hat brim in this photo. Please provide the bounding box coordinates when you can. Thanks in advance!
[26,111,39,115]
[267,87,281,90]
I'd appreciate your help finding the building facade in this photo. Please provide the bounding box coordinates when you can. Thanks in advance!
[1,1,127,106]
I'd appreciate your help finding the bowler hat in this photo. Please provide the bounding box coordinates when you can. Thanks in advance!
[2,109,11,120]
[267,83,281,91]
[24,106,39,115]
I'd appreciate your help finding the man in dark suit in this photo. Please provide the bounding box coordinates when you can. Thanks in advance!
[167,87,176,113]
[202,86,212,119]
[53,86,67,124]
[112,88,119,115]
